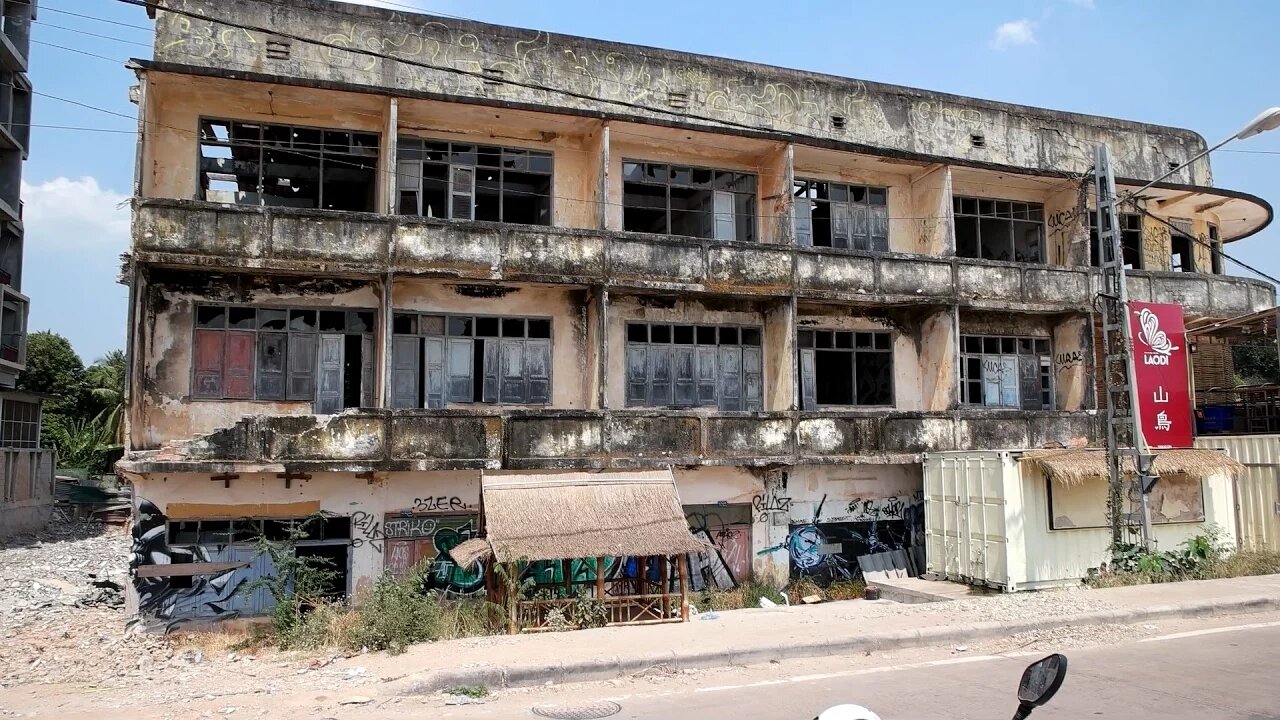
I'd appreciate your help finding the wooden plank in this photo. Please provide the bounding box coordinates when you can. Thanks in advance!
[595,556,606,600]
[678,553,690,621]
[135,561,248,578]
[165,500,321,520]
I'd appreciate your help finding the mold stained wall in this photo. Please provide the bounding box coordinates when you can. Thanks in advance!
[391,279,593,408]
[136,274,381,450]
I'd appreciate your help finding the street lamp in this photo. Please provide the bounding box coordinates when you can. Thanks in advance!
[1096,106,1280,551]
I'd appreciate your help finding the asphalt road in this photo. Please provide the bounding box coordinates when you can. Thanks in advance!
[446,619,1280,720]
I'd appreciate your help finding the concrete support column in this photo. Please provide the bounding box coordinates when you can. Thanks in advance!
[1052,315,1092,412]
[381,98,398,215]
[920,307,958,411]
[759,142,794,245]
[598,122,612,231]
[587,286,609,409]
[1045,180,1088,266]
[765,298,796,411]
[1140,209,1173,271]
[751,468,791,584]
[909,164,952,256]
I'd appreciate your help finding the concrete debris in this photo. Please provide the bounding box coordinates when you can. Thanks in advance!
[337,696,373,705]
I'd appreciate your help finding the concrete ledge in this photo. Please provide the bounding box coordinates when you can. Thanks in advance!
[394,592,1280,695]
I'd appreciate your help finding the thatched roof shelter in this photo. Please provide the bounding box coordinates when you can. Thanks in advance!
[448,469,711,567]
[1020,448,1243,487]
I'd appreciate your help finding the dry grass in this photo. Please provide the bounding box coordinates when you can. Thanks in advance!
[171,623,274,655]
[1088,550,1280,589]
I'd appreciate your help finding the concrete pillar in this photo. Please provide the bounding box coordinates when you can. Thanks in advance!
[1140,211,1172,271]
[909,164,952,256]
[1045,181,1088,266]
[920,308,958,411]
[759,142,793,245]
[381,98,398,215]
[1052,315,1092,411]
[765,299,795,411]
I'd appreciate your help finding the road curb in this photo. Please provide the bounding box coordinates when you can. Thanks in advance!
[394,593,1280,696]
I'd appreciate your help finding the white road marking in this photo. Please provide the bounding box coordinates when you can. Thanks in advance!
[692,654,1006,694]
[1138,619,1280,643]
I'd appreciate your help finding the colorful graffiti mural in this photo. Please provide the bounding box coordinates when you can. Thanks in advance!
[382,515,485,595]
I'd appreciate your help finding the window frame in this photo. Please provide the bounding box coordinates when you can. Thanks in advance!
[197,117,380,212]
[1169,218,1197,273]
[623,321,764,410]
[621,160,758,243]
[958,334,1054,410]
[190,304,377,404]
[0,397,40,448]
[395,137,554,225]
[391,311,554,407]
[953,196,1046,263]
[1089,210,1144,270]
[796,329,895,408]
[793,179,890,251]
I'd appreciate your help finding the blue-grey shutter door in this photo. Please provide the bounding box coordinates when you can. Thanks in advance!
[391,336,420,408]
[499,339,526,404]
[446,338,473,403]
[360,334,375,407]
[649,345,672,406]
[800,348,817,411]
[481,339,499,403]
[286,333,316,401]
[831,202,852,249]
[794,197,813,247]
[717,347,742,411]
[713,190,736,241]
[626,344,648,406]
[315,333,345,414]
[673,346,695,406]
[695,346,717,405]
[424,336,445,409]
[525,339,551,405]
[742,346,763,411]
[255,332,287,400]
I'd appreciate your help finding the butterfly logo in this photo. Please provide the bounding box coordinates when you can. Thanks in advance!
[1137,308,1178,356]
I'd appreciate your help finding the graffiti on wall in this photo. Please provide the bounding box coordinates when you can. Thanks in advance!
[382,515,485,595]
[752,487,793,522]
[130,500,257,629]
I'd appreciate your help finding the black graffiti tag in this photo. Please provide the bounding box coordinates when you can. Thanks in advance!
[411,496,469,513]
[351,511,385,552]
[1054,350,1085,372]
[752,489,792,522]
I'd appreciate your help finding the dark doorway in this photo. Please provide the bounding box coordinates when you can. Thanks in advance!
[295,544,350,600]
[343,334,362,409]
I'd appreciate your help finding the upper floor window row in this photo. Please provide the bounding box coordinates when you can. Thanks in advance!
[396,138,553,225]
[954,197,1045,263]
[794,180,889,251]
[198,119,379,212]
[622,161,757,243]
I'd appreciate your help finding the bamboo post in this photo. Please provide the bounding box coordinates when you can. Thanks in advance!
[562,558,572,597]
[659,555,670,618]
[595,556,606,600]
[505,563,518,635]
[637,556,647,596]
[678,553,690,621]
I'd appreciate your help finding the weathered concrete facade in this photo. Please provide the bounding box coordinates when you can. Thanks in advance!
[122,0,1275,623]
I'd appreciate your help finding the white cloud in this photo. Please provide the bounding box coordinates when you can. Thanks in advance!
[21,176,129,250]
[990,19,1038,50]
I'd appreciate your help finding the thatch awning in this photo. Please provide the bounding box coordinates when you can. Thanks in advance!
[1021,448,1243,487]
[447,469,711,567]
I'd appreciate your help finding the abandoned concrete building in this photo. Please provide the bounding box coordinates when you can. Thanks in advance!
[0,0,51,540]
[118,0,1275,624]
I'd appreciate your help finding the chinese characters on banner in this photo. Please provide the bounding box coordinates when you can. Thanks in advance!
[1128,301,1193,448]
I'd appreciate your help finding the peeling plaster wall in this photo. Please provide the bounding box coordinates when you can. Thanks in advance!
[391,279,590,408]
[920,310,956,411]
[1141,214,1173,272]
[137,271,381,450]
[151,0,1211,183]
[1051,315,1092,412]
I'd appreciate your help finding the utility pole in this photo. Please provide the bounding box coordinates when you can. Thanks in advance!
[1094,144,1158,550]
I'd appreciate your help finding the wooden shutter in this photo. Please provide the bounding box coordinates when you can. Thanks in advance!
[450,166,474,220]
[192,329,225,398]
[832,202,853,249]
[1019,355,1042,411]
[713,190,736,241]
[673,346,695,406]
[869,204,889,250]
[315,333,344,414]
[981,357,1001,407]
[499,339,526,404]
[223,331,255,400]
[424,336,445,409]
[525,339,551,405]
[391,336,420,409]
[794,197,813,247]
[695,346,717,405]
[360,334,375,407]
[446,338,473,403]
[286,333,316,401]
[649,345,672,406]
[799,348,817,411]
[255,332,287,400]
[481,339,499,403]
[742,346,763,411]
[717,346,742,411]
[626,344,648,406]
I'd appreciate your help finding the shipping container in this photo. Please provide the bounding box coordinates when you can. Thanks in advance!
[1194,434,1280,552]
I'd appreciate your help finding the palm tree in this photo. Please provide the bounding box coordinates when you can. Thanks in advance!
[86,350,126,446]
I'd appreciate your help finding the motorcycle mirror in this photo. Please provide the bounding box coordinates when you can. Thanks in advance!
[1013,653,1067,718]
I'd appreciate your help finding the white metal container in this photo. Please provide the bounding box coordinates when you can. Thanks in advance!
[1194,434,1280,552]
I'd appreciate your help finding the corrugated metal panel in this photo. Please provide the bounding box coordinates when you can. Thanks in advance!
[924,451,1014,589]
[1195,434,1280,552]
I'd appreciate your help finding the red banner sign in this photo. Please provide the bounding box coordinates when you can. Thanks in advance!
[1129,301,1193,448]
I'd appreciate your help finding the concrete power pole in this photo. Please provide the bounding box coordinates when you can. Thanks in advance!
[1094,144,1158,550]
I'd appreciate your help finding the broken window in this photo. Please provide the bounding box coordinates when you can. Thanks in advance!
[953,197,1045,263]
[1209,224,1222,274]
[793,180,889,250]
[797,330,893,410]
[1089,211,1143,269]
[391,313,551,408]
[1169,218,1196,273]
[625,322,762,410]
[959,335,1052,410]
[622,161,757,243]
[192,305,376,413]
[198,119,379,211]
[0,397,39,448]
[396,138,552,225]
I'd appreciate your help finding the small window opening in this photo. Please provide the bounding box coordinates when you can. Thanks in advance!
[342,334,363,409]
[1170,219,1196,273]
[667,91,690,109]
[482,68,504,86]
[266,40,290,60]
[970,133,986,148]
[1168,161,1181,173]
[830,115,847,132]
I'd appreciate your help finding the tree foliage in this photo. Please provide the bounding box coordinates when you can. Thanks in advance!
[1233,336,1280,386]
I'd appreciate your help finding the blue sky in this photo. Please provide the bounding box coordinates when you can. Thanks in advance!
[24,0,1280,362]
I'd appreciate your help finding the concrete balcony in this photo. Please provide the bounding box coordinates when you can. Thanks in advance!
[117,407,1100,475]
[1120,269,1275,320]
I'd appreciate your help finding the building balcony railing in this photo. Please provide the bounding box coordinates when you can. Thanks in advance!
[117,407,1099,475]
[133,199,1274,317]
